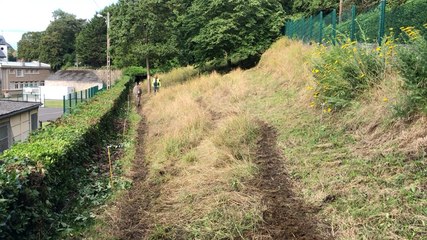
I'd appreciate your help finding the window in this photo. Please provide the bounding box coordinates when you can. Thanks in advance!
[16,69,24,77]
[31,113,38,131]
[15,83,19,89]
[0,124,9,154]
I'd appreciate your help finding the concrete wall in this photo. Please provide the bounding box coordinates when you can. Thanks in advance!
[9,109,38,143]
[40,86,74,100]
[0,66,51,97]
[7,68,51,82]
[44,80,102,92]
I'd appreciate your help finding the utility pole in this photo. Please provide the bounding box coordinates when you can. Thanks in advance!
[97,12,112,89]
[339,0,343,23]
[107,12,111,89]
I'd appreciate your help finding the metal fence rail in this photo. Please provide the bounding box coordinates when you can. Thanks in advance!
[285,0,426,45]
[63,86,100,114]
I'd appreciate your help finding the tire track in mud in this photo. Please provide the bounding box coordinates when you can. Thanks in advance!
[248,121,333,240]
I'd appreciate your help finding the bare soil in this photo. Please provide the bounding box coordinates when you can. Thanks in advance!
[246,121,333,240]
[110,107,161,240]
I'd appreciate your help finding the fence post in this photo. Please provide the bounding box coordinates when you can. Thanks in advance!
[74,92,78,106]
[319,11,323,44]
[80,91,83,103]
[63,95,66,113]
[68,94,72,113]
[309,16,313,42]
[332,9,337,45]
[350,5,356,41]
[378,0,386,45]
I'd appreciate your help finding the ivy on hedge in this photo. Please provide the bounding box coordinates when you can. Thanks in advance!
[0,76,131,239]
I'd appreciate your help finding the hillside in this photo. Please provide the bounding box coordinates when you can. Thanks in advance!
[87,39,426,239]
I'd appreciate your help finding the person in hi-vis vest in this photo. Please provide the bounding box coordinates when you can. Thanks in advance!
[152,75,161,94]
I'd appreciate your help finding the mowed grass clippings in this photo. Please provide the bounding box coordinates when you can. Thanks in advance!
[244,39,427,239]
[141,69,265,239]
[86,38,426,239]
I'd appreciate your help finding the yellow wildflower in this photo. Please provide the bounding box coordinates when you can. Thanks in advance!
[383,97,389,102]
[327,108,332,113]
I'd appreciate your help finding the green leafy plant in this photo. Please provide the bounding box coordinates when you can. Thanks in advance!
[394,25,427,116]
[311,39,385,110]
[0,76,132,239]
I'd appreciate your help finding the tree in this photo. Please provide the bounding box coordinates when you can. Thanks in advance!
[111,0,178,91]
[17,32,43,61]
[178,0,285,67]
[292,0,338,14]
[39,10,85,70]
[75,15,107,68]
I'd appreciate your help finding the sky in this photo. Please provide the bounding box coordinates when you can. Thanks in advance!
[0,0,118,49]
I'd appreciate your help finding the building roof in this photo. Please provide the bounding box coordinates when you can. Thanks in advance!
[0,61,50,68]
[46,70,102,82]
[0,100,41,120]
[0,35,7,45]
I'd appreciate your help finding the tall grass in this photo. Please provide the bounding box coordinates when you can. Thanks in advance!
[394,25,427,117]
[141,70,263,239]
[86,37,426,239]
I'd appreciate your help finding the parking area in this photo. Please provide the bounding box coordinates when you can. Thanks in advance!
[39,107,63,122]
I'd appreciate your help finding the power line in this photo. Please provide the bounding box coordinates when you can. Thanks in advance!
[92,0,100,9]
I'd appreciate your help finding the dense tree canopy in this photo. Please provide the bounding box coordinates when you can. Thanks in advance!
[39,10,85,70]
[75,15,107,68]
[110,0,178,70]
[178,0,284,67]
[15,0,411,71]
[17,32,43,61]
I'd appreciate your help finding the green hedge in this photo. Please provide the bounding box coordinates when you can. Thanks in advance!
[0,76,131,239]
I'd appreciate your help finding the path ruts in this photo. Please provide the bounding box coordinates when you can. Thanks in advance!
[247,121,333,240]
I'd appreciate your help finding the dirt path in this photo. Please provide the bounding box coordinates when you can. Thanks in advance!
[110,106,160,240]
[109,102,332,239]
[248,121,333,240]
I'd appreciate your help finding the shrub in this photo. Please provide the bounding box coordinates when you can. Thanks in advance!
[395,25,427,116]
[0,76,131,239]
[311,39,385,110]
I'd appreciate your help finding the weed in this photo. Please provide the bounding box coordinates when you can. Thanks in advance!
[394,26,427,117]
[311,38,385,110]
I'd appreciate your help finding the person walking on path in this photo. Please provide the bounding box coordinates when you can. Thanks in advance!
[152,75,161,94]
[133,82,142,107]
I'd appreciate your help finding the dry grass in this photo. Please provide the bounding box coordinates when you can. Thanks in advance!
[141,70,263,238]
[89,38,426,239]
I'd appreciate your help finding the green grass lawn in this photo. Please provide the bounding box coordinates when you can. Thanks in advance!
[43,99,63,108]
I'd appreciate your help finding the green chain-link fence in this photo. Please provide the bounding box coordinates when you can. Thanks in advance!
[285,0,427,45]
[63,86,101,114]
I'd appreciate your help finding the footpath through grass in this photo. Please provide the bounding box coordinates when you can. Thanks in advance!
[85,39,426,239]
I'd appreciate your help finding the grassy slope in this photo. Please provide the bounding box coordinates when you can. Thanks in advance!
[93,39,426,239]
